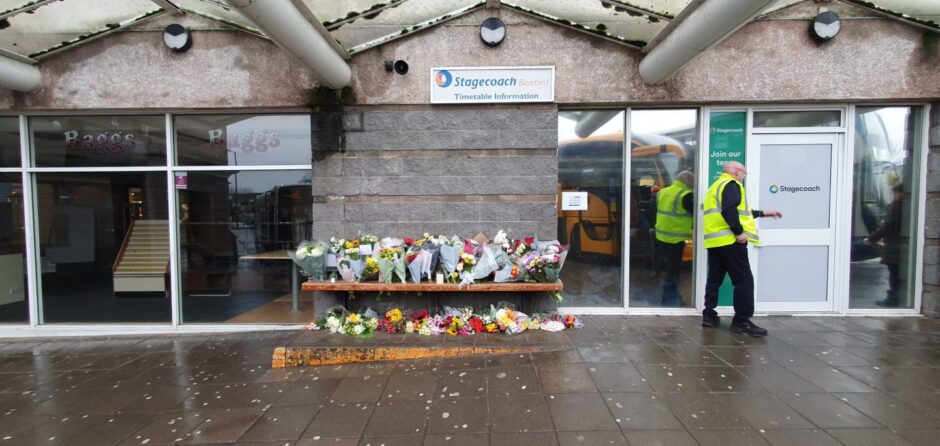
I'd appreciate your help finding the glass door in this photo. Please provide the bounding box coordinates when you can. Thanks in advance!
[747,133,839,312]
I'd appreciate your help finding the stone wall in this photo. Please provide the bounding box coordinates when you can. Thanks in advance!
[924,103,940,318]
[308,105,559,314]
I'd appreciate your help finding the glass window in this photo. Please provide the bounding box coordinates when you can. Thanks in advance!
[0,117,20,167]
[175,115,312,166]
[0,173,27,323]
[557,110,624,307]
[629,109,698,308]
[36,172,170,323]
[849,106,921,309]
[179,170,312,323]
[753,110,841,128]
[30,115,167,167]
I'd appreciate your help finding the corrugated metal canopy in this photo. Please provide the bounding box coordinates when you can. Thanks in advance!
[0,0,936,63]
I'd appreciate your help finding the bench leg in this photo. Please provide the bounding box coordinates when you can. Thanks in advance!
[291,265,300,313]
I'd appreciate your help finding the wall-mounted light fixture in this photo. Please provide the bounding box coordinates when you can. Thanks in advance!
[384,60,409,75]
[163,24,192,52]
[809,11,841,42]
[480,17,506,47]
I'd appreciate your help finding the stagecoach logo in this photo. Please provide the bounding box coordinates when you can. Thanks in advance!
[769,184,821,194]
[430,66,554,104]
[435,70,453,88]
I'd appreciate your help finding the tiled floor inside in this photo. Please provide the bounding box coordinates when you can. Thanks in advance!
[1,316,940,445]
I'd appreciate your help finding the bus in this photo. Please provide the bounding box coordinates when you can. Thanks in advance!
[557,132,692,263]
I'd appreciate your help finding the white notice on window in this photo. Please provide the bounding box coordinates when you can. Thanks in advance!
[561,191,588,210]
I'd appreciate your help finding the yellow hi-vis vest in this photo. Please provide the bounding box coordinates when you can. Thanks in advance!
[703,173,760,248]
[655,182,693,244]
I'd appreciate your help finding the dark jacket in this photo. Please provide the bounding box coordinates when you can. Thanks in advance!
[720,182,764,235]
[869,198,903,264]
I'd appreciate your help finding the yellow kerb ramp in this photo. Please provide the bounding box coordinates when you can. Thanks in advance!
[272,346,556,368]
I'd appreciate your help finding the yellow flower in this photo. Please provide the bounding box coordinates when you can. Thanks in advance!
[386,309,403,323]
[366,257,378,267]
[347,313,361,324]
[451,271,458,278]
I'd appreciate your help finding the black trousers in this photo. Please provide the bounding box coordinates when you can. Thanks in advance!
[657,240,686,305]
[703,243,754,323]
[657,240,685,285]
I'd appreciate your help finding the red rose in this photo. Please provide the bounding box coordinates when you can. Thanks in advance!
[468,316,484,333]
[404,237,415,245]
[406,252,418,264]
[413,309,428,322]
[463,240,474,254]
[524,236,534,245]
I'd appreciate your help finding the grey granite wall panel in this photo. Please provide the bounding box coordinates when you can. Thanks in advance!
[344,129,557,151]
[311,107,558,314]
[361,110,557,132]
[924,104,940,317]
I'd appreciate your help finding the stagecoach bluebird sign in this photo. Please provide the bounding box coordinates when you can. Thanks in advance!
[430,66,554,104]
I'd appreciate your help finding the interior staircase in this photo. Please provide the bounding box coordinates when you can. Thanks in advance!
[113,219,169,295]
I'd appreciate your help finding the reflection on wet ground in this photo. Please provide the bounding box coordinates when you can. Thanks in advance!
[1,316,939,445]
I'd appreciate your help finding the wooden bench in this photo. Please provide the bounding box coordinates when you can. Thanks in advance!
[302,281,563,313]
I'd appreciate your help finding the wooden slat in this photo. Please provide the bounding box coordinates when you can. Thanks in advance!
[240,250,291,261]
[302,281,563,292]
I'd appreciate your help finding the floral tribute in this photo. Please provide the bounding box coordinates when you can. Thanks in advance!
[311,305,581,338]
[290,230,568,301]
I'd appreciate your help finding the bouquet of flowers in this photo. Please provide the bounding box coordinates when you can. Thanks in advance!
[406,245,433,283]
[490,229,512,267]
[341,238,364,278]
[540,242,567,283]
[453,251,476,284]
[377,308,406,333]
[459,245,500,287]
[495,307,529,335]
[378,246,404,283]
[289,240,327,280]
[360,234,379,256]
[337,258,356,282]
[420,233,445,275]
[317,307,378,338]
[442,315,470,336]
[412,309,431,335]
[326,237,345,272]
[358,256,379,282]
[439,235,463,279]
[494,262,523,283]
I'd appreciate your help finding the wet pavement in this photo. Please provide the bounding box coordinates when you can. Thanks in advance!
[1,316,940,445]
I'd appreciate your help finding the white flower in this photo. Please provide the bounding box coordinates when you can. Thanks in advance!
[545,245,560,255]
[352,325,365,335]
[311,246,324,257]
[493,230,508,246]
[405,321,415,333]
[295,246,309,260]
[418,325,432,336]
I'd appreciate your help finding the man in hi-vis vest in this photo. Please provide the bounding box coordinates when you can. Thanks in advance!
[654,170,694,307]
[702,162,782,337]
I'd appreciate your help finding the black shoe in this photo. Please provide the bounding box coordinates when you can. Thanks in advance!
[702,314,720,328]
[730,320,768,337]
[875,297,899,307]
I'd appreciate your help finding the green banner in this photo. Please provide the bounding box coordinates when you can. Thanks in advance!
[708,112,746,307]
